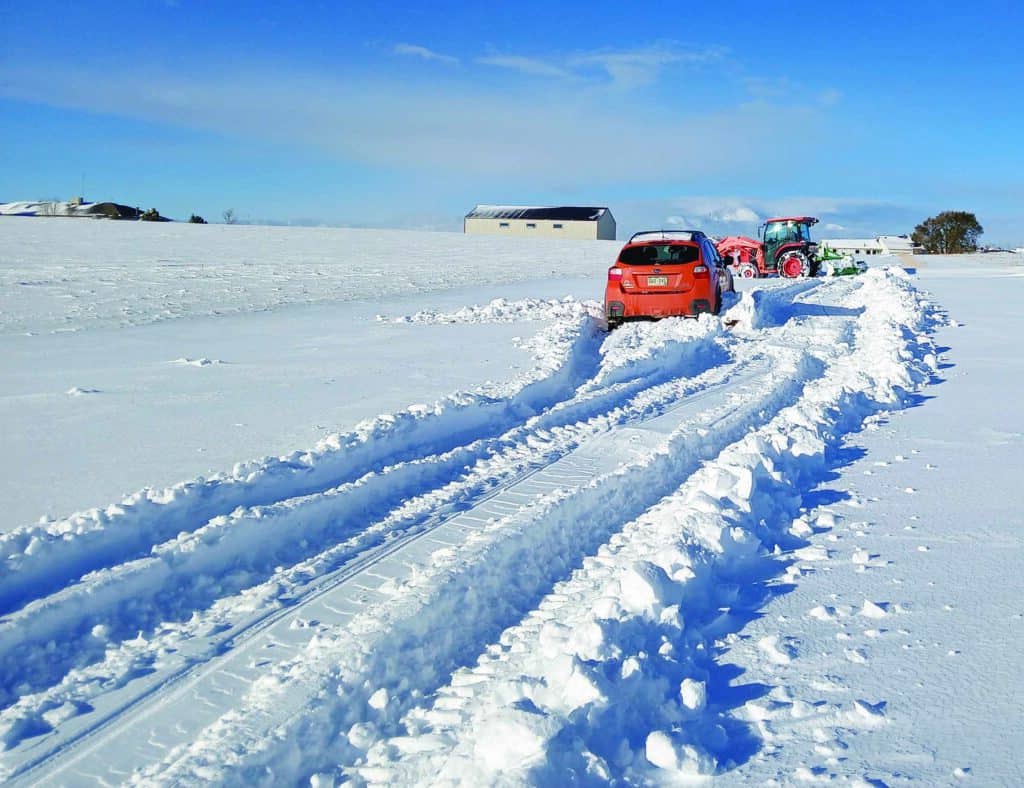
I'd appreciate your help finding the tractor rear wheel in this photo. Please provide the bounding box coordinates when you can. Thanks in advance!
[736,262,759,279]
[779,251,811,278]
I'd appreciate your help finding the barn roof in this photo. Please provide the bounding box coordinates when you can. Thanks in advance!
[465,205,610,221]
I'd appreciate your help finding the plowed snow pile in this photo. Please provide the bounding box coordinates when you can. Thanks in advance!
[0,221,1021,786]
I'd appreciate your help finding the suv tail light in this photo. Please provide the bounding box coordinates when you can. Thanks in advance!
[609,267,635,289]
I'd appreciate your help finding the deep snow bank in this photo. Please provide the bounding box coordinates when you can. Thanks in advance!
[356,269,944,785]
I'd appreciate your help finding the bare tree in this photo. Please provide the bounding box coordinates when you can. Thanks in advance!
[222,208,237,225]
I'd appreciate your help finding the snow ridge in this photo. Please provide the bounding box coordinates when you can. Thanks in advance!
[0,297,745,768]
[0,303,599,617]
[381,296,590,325]
[0,270,946,786]
[353,269,943,785]
[0,309,730,716]
[138,343,822,786]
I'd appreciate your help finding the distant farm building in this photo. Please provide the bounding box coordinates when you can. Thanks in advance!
[820,235,919,256]
[464,205,616,240]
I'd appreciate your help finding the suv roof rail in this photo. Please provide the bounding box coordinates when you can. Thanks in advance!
[628,230,704,243]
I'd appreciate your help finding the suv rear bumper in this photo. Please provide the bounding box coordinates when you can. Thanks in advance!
[605,290,713,319]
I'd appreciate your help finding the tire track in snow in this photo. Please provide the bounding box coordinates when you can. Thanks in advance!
[3,348,784,783]
[1,279,857,784]
[0,308,603,617]
[354,271,944,785]
[0,315,734,713]
[126,346,832,785]
[0,296,745,622]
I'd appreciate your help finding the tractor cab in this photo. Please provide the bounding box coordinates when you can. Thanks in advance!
[760,216,820,277]
[762,217,816,244]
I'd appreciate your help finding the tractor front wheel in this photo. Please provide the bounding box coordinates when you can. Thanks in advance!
[736,262,759,279]
[779,251,811,278]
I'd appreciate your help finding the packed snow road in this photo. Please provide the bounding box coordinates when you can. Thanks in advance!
[0,269,942,786]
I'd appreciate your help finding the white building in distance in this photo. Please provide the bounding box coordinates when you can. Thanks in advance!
[464,205,616,240]
[819,235,918,256]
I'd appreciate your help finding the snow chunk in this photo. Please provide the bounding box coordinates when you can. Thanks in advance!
[849,699,887,727]
[644,731,715,778]
[90,623,110,641]
[860,600,889,619]
[170,357,226,367]
[794,545,829,562]
[566,619,609,662]
[679,678,707,714]
[618,561,678,617]
[347,722,377,751]
[66,386,101,396]
[472,707,558,774]
[368,688,389,710]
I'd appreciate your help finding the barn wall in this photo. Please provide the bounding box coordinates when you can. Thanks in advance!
[465,217,604,239]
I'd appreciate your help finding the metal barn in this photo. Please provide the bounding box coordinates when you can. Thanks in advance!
[464,205,616,240]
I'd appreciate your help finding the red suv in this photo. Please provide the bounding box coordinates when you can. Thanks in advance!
[604,230,731,329]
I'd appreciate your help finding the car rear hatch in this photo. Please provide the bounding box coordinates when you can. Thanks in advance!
[617,242,701,294]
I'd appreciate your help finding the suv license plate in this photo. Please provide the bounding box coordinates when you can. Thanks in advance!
[647,275,668,286]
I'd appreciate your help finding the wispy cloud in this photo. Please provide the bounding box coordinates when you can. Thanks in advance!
[743,76,843,108]
[570,44,722,88]
[475,42,721,87]
[0,27,867,216]
[475,55,574,79]
[0,62,838,189]
[393,43,459,65]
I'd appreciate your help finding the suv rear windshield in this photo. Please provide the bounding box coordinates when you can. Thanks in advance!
[619,244,700,266]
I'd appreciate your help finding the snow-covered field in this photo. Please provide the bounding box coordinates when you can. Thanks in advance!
[0,220,1021,786]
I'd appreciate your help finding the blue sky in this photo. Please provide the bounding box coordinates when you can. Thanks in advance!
[2,1,1022,243]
